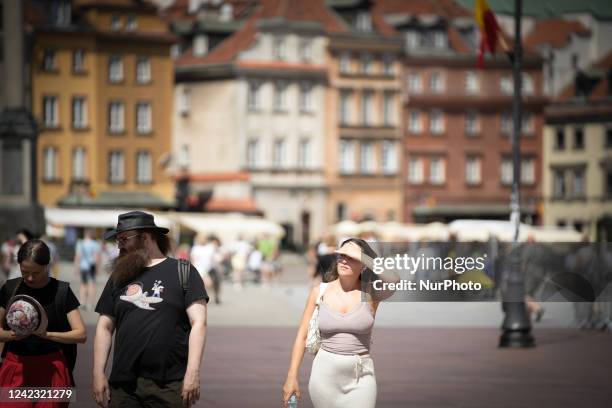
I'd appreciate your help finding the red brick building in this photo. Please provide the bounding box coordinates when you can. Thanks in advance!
[376,0,546,224]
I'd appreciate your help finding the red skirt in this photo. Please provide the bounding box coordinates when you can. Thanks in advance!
[0,351,72,408]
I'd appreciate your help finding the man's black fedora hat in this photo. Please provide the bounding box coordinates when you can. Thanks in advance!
[104,211,169,240]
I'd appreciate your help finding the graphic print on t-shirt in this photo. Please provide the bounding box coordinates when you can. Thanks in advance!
[119,282,164,310]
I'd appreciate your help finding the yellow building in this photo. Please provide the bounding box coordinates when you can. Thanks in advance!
[31,0,175,208]
[543,52,612,241]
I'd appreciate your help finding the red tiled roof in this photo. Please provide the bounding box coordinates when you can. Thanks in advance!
[525,19,590,49]
[556,50,612,102]
[204,198,260,213]
[176,0,349,66]
[593,50,612,70]
[447,26,470,53]
[374,0,471,18]
[588,78,609,101]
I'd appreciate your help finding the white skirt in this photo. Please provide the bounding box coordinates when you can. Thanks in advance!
[308,348,377,408]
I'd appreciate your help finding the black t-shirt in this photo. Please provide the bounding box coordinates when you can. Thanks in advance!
[95,257,208,383]
[0,278,80,355]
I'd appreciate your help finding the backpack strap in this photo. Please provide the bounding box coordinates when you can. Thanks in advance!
[178,258,190,294]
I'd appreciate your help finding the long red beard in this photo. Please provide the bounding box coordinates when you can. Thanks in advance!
[110,249,150,288]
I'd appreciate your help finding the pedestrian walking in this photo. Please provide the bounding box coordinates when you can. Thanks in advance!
[92,211,208,408]
[0,239,86,407]
[282,238,398,408]
[74,229,102,310]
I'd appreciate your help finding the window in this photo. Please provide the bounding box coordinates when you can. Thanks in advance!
[178,87,191,116]
[355,12,372,32]
[465,71,479,94]
[247,81,261,111]
[126,15,137,31]
[465,111,479,136]
[72,97,87,129]
[407,73,422,94]
[246,138,259,168]
[111,14,121,31]
[360,142,375,174]
[337,202,347,221]
[298,138,311,168]
[273,138,286,169]
[606,169,612,196]
[43,96,58,128]
[193,35,208,57]
[501,158,513,185]
[409,110,422,134]
[553,169,565,198]
[136,151,152,184]
[43,49,57,71]
[361,53,373,74]
[108,151,125,184]
[522,73,534,95]
[361,90,373,126]
[521,157,535,184]
[273,36,286,60]
[573,221,584,233]
[299,38,313,62]
[434,31,447,48]
[557,220,567,228]
[136,57,151,84]
[273,82,287,112]
[383,91,393,126]
[178,144,190,169]
[429,157,445,185]
[73,49,85,73]
[108,101,125,134]
[555,128,565,150]
[430,109,444,134]
[136,102,152,134]
[220,3,233,21]
[522,112,534,135]
[72,147,86,181]
[574,128,584,149]
[299,83,313,113]
[571,168,585,198]
[429,72,444,93]
[339,90,352,125]
[339,52,351,74]
[108,55,123,83]
[381,141,397,174]
[405,31,419,50]
[606,128,612,148]
[382,54,393,75]
[171,44,181,59]
[43,147,58,181]
[501,111,512,135]
[408,157,424,184]
[54,1,71,26]
[339,140,356,174]
[465,156,481,185]
[500,76,513,94]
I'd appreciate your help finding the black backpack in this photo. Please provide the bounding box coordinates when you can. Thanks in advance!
[1,278,77,384]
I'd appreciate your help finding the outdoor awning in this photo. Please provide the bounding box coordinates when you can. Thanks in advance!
[58,191,174,209]
[45,208,174,229]
[174,212,284,243]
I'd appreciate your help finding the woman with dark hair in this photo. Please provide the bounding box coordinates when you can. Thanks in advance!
[0,239,86,406]
[283,238,399,407]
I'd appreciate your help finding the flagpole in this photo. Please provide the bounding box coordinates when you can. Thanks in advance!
[499,0,535,348]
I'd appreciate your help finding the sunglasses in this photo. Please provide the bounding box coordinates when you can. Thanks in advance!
[335,254,354,262]
[115,233,140,246]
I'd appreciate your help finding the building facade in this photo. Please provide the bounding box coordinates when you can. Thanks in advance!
[377,0,546,224]
[544,52,612,241]
[31,0,175,208]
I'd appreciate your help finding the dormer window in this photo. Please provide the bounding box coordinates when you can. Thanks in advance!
[355,12,372,32]
[220,4,233,22]
[193,35,208,57]
[126,15,137,31]
[434,31,447,49]
[273,35,286,60]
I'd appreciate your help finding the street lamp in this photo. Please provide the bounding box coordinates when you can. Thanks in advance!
[499,0,535,348]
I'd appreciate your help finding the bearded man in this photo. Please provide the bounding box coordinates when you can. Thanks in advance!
[92,211,208,408]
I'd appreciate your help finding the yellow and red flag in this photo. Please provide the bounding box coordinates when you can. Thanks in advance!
[475,0,500,68]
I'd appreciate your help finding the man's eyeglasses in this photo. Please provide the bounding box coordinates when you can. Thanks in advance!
[115,233,140,246]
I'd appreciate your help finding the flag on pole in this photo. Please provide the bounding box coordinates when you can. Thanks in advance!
[475,0,500,68]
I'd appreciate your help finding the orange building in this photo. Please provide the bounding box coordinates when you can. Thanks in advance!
[31,0,176,208]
